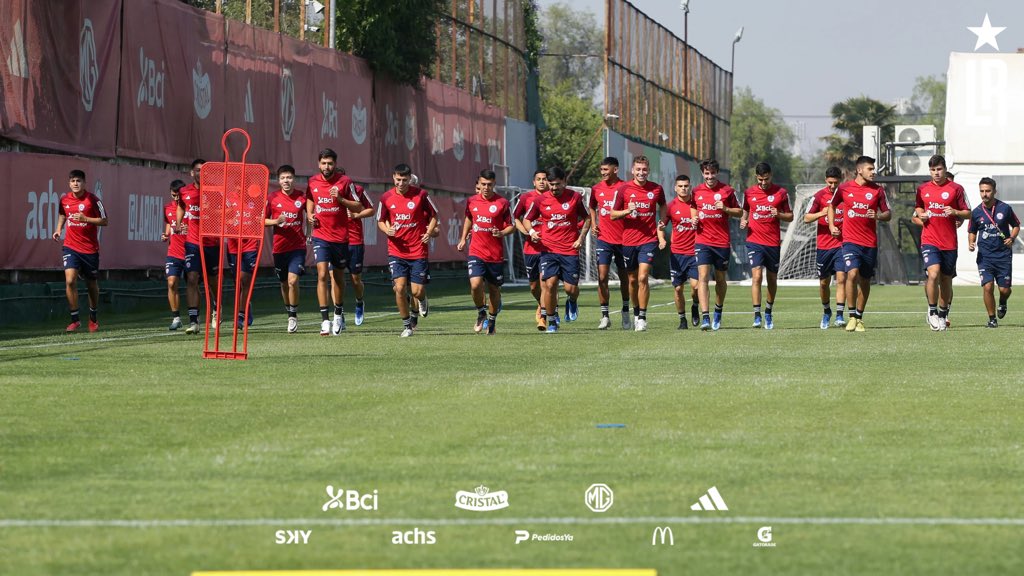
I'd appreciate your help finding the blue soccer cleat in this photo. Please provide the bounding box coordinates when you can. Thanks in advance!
[821,310,832,330]
[354,301,365,326]
[752,313,762,328]
[764,312,774,330]
[565,299,579,322]
[712,310,722,331]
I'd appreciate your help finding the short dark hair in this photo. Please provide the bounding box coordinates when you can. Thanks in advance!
[393,163,413,177]
[318,148,338,161]
[546,166,567,181]
[825,166,842,179]
[478,169,497,181]
[533,169,548,178]
[675,174,690,183]
[700,159,720,172]
[979,177,997,189]
[190,159,205,169]
[754,162,772,176]
[69,169,86,180]
[928,154,947,169]
[855,155,875,168]
[600,156,619,168]
[170,179,185,192]
[276,165,296,177]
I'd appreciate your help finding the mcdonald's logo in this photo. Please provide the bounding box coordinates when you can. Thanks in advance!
[651,526,674,546]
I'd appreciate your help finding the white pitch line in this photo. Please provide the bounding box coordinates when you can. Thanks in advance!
[1,516,1022,528]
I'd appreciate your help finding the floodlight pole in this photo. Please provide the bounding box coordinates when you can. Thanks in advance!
[730,26,743,114]
[680,0,690,97]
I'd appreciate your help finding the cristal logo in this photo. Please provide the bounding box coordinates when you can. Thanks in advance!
[79,19,98,112]
[351,97,367,144]
[280,68,295,141]
[405,109,417,151]
[137,47,165,109]
[384,104,399,146]
[454,485,509,511]
[192,58,211,119]
[321,485,379,511]
[321,92,338,138]
[431,117,445,155]
[453,125,465,161]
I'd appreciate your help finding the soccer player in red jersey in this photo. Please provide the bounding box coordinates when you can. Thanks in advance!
[225,187,261,329]
[740,162,793,330]
[264,165,309,333]
[306,149,365,336]
[458,170,514,335]
[161,179,187,330]
[588,157,631,330]
[691,159,741,331]
[914,155,970,331]
[176,159,220,334]
[52,169,108,332]
[658,175,700,330]
[345,182,375,326]
[613,156,666,332]
[803,166,847,329]
[513,169,555,330]
[828,155,892,332]
[521,166,591,333]
[377,163,438,337]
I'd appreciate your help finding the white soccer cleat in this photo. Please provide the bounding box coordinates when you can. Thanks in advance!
[927,312,941,331]
[185,322,199,335]
[400,327,414,338]
[938,317,948,331]
[418,297,429,317]
[598,316,611,330]
[320,319,331,336]
[169,317,182,331]
[332,314,345,335]
[287,317,298,333]
[621,313,631,330]
[634,318,647,332]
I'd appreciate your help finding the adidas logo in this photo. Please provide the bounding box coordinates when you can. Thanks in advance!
[8,19,28,79]
[690,486,728,511]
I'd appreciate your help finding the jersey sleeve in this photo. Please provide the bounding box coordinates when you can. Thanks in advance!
[523,200,540,222]
[376,198,390,223]
[953,186,969,211]
[575,195,589,219]
[500,200,513,228]
[914,186,925,209]
[829,188,843,208]
[657,186,666,206]
[878,187,890,212]
[808,194,822,214]
[1008,206,1021,228]
[588,190,598,210]
[422,193,438,220]
[968,210,980,234]
[94,198,106,219]
[779,190,791,213]
[726,188,740,209]
[741,192,750,212]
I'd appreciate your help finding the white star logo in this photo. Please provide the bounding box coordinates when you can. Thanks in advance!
[968,13,1006,51]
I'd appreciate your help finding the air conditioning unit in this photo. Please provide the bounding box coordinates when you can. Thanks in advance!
[862,125,880,160]
[894,125,936,176]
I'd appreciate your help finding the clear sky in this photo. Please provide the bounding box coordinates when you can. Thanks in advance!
[537,0,1023,155]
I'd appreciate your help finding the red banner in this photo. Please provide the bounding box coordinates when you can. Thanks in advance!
[117,0,226,164]
[0,0,121,156]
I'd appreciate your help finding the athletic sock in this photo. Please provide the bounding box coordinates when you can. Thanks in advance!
[633,306,640,318]
[999,295,1008,305]
[714,304,723,313]
[601,305,610,317]
[621,300,630,313]
[171,310,180,319]
[540,307,547,317]
[188,307,199,323]
[70,309,80,323]
[678,312,686,321]
[928,304,938,315]
[638,308,647,320]
[287,305,297,318]
[765,301,773,315]
[753,305,762,315]
[356,298,364,306]
[938,306,949,319]
[487,313,496,322]
[89,307,97,322]
[320,307,329,321]
[990,314,997,322]
[856,308,864,319]
[836,303,846,314]
[402,316,412,328]
[691,303,699,317]
[547,313,557,323]
[822,300,831,312]
[334,305,344,316]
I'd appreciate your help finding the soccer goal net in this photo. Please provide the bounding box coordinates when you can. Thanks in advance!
[777,184,823,282]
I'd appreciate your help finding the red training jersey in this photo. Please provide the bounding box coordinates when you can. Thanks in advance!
[663,197,697,255]
[513,189,547,255]
[307,172,355,243]
[377,186,438,260]
[692,182,739,248]
[915,180,969,251]
[346,184,373,246]
[618,180,666,246]
[808,187,843,250]
[830,180,889,248]
[588,179,625,244]
[60,191,105,254]
[180,183,218,247]
[742,184,791,247]
[523,188,589,256]
[265,188,308,253]
[164,200,186,260]
[465,192,513,263]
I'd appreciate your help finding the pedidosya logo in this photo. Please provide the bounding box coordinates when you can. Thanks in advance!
[454,485,509,511]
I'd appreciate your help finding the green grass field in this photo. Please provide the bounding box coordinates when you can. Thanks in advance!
[1,279,1023,576]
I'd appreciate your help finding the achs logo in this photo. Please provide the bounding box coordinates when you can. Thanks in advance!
[321,485,379,511]
[7,19,27,79]
[192,59,211,119]
[431,117,445,155]
[351,97,367,144]
[392,528,435,545]
[280,68,295,141]
[79,19,98,112]
[753,526,776,548]
[384,104,399,146]
[452,124,465,161]
[455,485,509,511]
[405,108,417,151]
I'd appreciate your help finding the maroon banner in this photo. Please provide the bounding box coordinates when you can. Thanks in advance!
[373,77,428,187]
[223,21,282,170]
[117,0,226,164]
[0,0,121,156]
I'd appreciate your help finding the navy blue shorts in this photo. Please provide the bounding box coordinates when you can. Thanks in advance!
[540,253,580,284]
[669,253,698,287]
[185,241,219,274]
[921,244,957,277]
[842,243,878,278]
[816,248,843,279]
[595,239,625,269]
[346,244,365,274]
[227,250,258,274]
[695,243,730,271]
[389,256,429,284]
[622,241,658,271]
[273,249,306,282]
[165,256,185,278]
[312,238,349,268]
[524,253,542,282]
[62,247,99,280]
[747,242,781,273]
[468,256,505,286]
[978,257,1012,288]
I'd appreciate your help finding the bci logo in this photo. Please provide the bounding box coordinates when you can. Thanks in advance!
[322,485,378,511]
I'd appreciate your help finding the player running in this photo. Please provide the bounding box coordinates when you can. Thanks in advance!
[513,170,556,330]
[692,159,741,331]
[613,156,666,332]
[53,169,108,332]
[740,162,792,330]
[804,166,847,329]
[967,177,1019,328]
[264,165,309,333]
[658,175,700,329]
[457,170,514,335]
[588,157,631,330]
[162,180,187,330]
[345,181,375,326]
[177,159,220,334]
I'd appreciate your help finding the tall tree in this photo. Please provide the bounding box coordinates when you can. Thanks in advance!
[907,74,946,139]
[538,2,602,101]
[729,87,798,190]
[822,96,896,176]
[336,0,446,85]
[537,81,602,186]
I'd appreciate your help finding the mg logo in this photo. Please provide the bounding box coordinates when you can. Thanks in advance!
[79,18,98,112]
[651,526,674,546]
[585,483,613,513]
